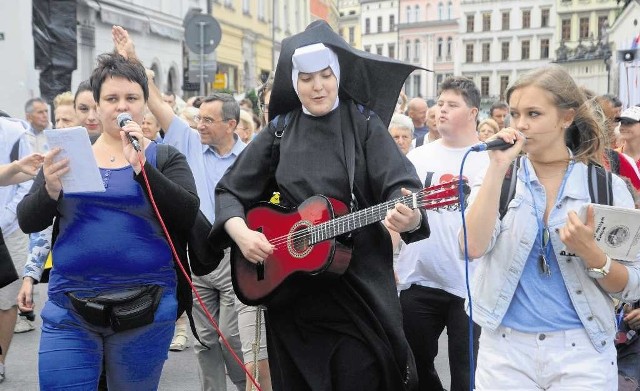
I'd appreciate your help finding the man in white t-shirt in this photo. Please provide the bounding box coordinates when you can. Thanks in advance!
[396,77,489,391]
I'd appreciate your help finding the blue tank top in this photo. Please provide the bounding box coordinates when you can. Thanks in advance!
[49,143,176,295]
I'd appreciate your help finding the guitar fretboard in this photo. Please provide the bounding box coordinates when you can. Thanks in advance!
[307,183,462,245]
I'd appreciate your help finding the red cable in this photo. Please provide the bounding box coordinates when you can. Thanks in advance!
[136,151,262,391]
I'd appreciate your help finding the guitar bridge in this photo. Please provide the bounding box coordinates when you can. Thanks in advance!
[256,261,265,281]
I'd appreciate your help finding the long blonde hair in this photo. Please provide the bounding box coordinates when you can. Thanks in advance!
[505,65,605,165]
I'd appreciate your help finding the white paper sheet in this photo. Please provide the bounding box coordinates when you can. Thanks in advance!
[579,203,640,262]
[44,127,106,194]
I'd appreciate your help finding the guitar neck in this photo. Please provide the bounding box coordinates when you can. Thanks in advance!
[310,181,462,244]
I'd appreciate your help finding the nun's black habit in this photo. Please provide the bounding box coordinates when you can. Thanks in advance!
[210,21,429,391]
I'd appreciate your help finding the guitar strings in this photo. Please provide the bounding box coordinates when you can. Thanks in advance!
[263,184,464,249]
[265,188,462,249]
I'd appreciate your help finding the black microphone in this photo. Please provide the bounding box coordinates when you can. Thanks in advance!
[470,138,518,152]
[116,112,141,151]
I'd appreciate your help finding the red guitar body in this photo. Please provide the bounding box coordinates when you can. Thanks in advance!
[232,195,352,306]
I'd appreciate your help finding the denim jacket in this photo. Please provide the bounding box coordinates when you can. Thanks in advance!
[465,159,640,352]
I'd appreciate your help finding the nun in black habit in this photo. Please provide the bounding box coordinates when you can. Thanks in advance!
[210,20,429,391]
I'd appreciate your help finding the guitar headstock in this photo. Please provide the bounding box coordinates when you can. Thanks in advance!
[415,178,470,211]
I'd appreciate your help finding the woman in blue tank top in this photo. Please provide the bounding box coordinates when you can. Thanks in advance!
[17,52,199,391]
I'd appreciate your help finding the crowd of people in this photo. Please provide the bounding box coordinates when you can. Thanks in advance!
[1,19,640,391]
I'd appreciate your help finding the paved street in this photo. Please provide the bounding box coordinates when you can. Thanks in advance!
[3,283,451,390]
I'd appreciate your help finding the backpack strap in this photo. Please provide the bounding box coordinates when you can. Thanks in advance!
[156,142,169,171]
[423,172,435,188]
[149,142,207,348]
[266,112,293,199]
[499,156,522,220]
[588,162,613,206]
[9,139,20,162]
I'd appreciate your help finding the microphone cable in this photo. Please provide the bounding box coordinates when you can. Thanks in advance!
[458,148,475,391]
[133,150,263,391]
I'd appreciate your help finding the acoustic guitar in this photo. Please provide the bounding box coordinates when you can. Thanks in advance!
[232,179,468,305]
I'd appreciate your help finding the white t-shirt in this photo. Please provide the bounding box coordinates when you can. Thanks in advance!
[396,139,490,298]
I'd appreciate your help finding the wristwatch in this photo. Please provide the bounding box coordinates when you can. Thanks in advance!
[587,255,612,279]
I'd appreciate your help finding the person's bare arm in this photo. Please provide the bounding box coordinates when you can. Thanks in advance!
[0,153,43,186]
[112,25,175,130]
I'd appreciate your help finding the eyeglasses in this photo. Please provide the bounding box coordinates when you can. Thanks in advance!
[194,115,229,126]
[260,104,269,113]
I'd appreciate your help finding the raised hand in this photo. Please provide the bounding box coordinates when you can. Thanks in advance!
[112,25,137,60]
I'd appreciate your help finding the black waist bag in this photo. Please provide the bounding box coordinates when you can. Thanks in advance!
[67,285,163,332]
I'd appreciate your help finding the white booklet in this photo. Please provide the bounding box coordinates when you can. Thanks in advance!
[578,203,640,262]
[44,127,106,194]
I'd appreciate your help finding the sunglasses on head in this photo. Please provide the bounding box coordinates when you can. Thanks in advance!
[618,118,640,126]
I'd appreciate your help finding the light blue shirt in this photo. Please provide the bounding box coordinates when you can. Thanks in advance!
[464,157,640,352]
[162,115,246,222]
[0,118,33,236]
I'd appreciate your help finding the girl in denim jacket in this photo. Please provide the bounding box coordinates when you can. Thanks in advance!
[462,65,640,390]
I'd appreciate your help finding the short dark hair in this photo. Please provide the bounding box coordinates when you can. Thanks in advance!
[164,91,176,98]
[200,92,240,125]
[489,101,509,115]
[598,94,623,108]
[25,97,47,114]
[439,77,480,111]
[90,52,148,104]
[74,80,92,107]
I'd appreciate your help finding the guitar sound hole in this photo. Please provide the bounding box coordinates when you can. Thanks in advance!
[288,220,313,259]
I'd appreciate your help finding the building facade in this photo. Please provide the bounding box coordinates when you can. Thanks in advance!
[399,0,460,101]
[458,0,556,110]
[361,0,400,63]
[1,0,202,117]
[553,0,620,95]
[338,0,362,49]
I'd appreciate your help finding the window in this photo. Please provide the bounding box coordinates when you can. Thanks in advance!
[438,37,443,59]
[483,13,491,31]
[467,15,474,33]
[598,16,608,39]
[348,27,355,44]
[522,10,530,29]
[502,11,510,30]
[390,15,395,31]
[579,17,589,39]
[339,28,344,38]
[448,1,452,19]
[365,18,370,34]
[447,37,452,59]
[364,45,371,53]
[500,76,509,100]
[376,45,383,55]
[388,43,395,59]
[466,43,474,63]
[438,2,443,20]
[414,39,421,61]
[561,19,571,41]
[377,16,382,33]
[541,9,550,28]
[405,40,410,61]
[540,39,549,59]
[242,0,250,14]
[406,6,412,23]
[501,41,509,61]
[521,40,530,60]
[481,76,489,97]
[257,0,265,20]
[413,74,421,97]
[482,42,490,62]
[416,5,421,21]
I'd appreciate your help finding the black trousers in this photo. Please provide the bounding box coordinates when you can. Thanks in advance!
[400,285,480,391]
